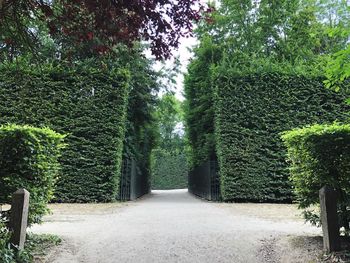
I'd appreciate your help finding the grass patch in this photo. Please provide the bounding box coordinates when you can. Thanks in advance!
[16,233,61,263]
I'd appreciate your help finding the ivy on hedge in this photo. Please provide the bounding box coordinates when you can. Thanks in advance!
[151,149,188,190]
[0,64,129,202]
[282,123,350,228]
[215,73,349,202]
[0,124,65,224]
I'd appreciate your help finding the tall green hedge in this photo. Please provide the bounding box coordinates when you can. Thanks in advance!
[282,123,350,228]
[0,124,65,224]
[215,73,349,202]
[151,149,188,190]
[0,64,129,202]
[184,37,222,168]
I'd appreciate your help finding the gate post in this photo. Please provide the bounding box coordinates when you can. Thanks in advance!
[319,186,340,252]
[10,189,30,250]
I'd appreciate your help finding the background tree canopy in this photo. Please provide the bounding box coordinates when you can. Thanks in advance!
[0,0,208,60]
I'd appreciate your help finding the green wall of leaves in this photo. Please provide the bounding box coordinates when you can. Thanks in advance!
[215,72,349,202]
[151,149,188,190]
[0,124,65,224]
[0,64,129,202]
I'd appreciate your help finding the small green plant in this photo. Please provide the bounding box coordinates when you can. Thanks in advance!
[0,216,14,263]
[0,230,61,263]
[22,233,61,261]
[282,123,350,230]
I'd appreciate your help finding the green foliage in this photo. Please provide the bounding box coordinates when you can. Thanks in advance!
[0,216,14,263]
[0,62,129,202]
[282,123,350,228]
[0,229,61,263]
[186,0,350,202]
[325,44,350,91]
[151,149,188,190]
[207,0,348,63]
[151,93,188,190]
[155,93,183,150]
[21,233,61,262]
[155,93,185,152]
[215,72,349,202]
[122,49,160,193]
[184,36,222,167]
[0,125,65,224]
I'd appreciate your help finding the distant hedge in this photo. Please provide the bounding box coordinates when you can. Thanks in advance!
[151,149,188,190]
[215,73,349,202]
[282,123,350,228]
[0,64,129,202]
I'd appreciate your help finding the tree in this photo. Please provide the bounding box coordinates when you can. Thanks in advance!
[0,0,207,60]
[155,93,184,153]
[198,0,348,64]
[325,44,350,93]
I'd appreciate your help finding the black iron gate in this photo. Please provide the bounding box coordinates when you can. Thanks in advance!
[119,159,132,201]
[188,160,220,201]
[119,158,150,201]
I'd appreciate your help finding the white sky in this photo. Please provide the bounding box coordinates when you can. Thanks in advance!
[146,0,213,101]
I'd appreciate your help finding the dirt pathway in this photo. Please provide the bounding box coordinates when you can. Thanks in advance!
[31,189,322,263]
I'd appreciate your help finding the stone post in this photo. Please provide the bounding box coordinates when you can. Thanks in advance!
[9,189,30,250]
[319,186,340,252]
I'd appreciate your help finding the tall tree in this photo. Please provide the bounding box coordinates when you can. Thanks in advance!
[198,0,348,64]
[0,0,207,60]
[155,93,184,153]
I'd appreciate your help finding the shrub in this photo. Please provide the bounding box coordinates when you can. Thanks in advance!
[0,216,14,263]
[0,124,65,224]
[0,63,129,202]
[281,123,350,229]
[151,149,188,190]
[215,72,349,202]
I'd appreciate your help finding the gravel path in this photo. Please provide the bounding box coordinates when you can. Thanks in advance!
[31,189,322,263]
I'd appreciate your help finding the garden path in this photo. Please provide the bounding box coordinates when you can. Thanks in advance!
[31,189,322,263]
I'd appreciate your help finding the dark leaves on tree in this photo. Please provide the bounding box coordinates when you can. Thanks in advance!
[0,0,210,60]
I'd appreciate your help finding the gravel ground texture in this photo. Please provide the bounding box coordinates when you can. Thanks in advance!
[30,189,324,263]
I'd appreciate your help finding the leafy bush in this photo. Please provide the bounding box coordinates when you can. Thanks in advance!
[282,123,350,229]
[0,63,129,202]
[215,72,349,202]
[0,216,14,263]
[0,226,61,263]
[0,125,65,224]
[151,149,188,190]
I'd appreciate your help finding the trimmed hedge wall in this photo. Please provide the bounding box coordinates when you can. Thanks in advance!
[0,64,129,202]
[184,37,222,168]
[215,73,349,202]
[282,123,350,227]
[151,149,188,190]
[0,124,65,224]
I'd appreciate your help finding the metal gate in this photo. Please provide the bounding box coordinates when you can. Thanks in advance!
[188,160,220,201]
[119,158,150,201]
[119,159,132,201]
